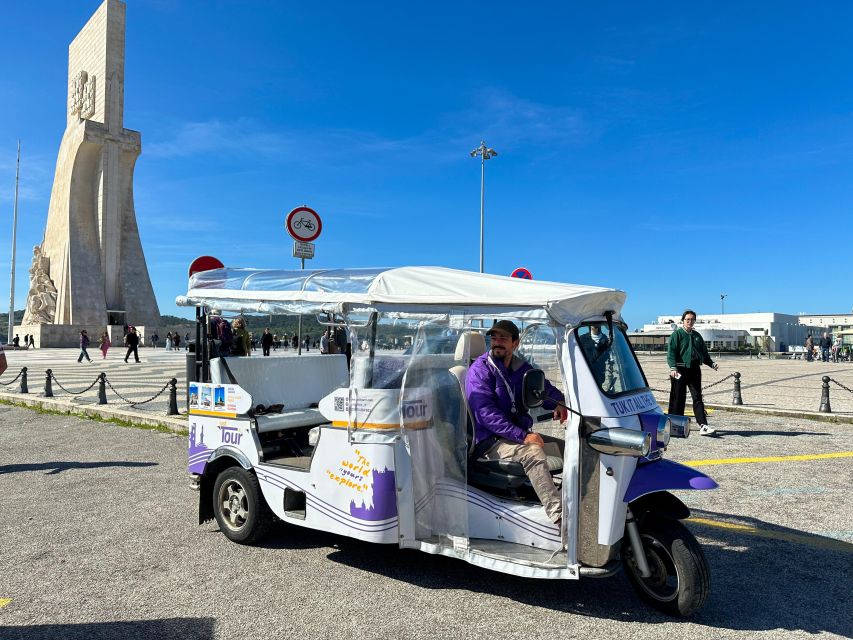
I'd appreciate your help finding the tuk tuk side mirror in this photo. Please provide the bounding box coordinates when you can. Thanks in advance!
[522,369,545,409]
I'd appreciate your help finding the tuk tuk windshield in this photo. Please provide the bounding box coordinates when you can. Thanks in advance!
[576,323,647,396]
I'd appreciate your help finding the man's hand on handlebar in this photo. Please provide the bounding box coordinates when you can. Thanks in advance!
[553,405,568,424]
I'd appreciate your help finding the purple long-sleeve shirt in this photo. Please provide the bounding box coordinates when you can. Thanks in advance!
[465,352,565,446]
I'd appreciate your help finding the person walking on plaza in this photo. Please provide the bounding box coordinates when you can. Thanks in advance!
[99,330,111,359]
[124,326,140,363]
[805,334,814,361]
[24,334,29,349]
[28,334,34,349]
[261,328,273,356]
[165,332,173,351]
[173,332,181,350]
[667,310,719,436]
[77,330,93,363]
[832,335,841,363]
[819,332,832,363]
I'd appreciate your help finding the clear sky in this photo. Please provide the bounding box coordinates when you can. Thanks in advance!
[1,1,851,328]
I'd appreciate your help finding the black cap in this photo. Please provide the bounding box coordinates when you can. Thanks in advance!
[486,320,520,340]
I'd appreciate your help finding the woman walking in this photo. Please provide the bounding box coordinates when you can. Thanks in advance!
[99,330,111,359]
[667,309,720,436]
[165,332,173,351]
[78,330,93,363]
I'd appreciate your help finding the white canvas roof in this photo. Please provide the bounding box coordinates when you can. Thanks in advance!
[177,266,626,326]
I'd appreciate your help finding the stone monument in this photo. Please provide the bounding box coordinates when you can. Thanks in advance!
[18,0,160,347]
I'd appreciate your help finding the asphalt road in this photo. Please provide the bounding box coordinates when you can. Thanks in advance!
[0,406,851,639]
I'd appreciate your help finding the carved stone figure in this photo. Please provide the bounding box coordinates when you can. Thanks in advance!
[22,246,58,325]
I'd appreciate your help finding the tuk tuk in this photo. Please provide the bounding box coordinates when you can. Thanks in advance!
[178,266,717,616]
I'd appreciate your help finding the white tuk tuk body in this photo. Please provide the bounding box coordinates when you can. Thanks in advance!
[179,266,715,594]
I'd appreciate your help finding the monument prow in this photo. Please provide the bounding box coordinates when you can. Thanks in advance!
[19,0,160,347]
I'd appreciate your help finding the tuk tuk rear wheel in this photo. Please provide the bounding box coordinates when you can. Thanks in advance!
[212,466,272,544]
[622,517,710,617]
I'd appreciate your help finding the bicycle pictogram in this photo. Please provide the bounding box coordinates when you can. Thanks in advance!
[294,218,315,231]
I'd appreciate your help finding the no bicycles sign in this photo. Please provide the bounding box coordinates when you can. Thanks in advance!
[286,206,323,242]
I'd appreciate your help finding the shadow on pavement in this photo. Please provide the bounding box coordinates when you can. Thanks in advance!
[0,617,215,640]
[278,512,852,635]
[0,461,158,475]
[713,429,831,438]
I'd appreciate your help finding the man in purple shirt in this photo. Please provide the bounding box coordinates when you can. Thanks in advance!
[465,320,568,524]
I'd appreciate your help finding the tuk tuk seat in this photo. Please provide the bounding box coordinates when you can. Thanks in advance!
[210,354,349,433]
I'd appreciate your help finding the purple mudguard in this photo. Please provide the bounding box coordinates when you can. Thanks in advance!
[624,458,718,503]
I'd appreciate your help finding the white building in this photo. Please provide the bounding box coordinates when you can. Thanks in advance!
[637,312,828,352]
[798,314,853,335]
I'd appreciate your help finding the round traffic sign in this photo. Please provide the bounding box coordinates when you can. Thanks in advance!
[188,255,224,278]
[286,206,322,242]
[510,267,533,280]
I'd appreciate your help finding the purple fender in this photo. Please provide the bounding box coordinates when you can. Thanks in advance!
[624,458,718,503]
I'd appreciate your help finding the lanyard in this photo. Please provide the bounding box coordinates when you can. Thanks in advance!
[487,355,517,414]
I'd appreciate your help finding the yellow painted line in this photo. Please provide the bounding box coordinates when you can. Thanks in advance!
[0,598,11,608]
[684,451,853,467]
[688,517,853,553]
[189,409,238,418]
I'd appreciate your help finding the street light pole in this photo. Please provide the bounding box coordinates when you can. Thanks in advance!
[721,293,727,315]
[7,141,20,345]
[470,141,497,273]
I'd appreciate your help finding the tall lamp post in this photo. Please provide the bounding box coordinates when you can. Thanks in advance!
[7,141,20,345]
[720,293,727,316]
[470,141,498,273]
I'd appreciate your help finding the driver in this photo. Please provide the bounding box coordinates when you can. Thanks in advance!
[465,320,568,524]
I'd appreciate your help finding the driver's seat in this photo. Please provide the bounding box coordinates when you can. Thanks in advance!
[449,333,561,494]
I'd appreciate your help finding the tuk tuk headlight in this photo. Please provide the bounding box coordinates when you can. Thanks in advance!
[656,415,671,448]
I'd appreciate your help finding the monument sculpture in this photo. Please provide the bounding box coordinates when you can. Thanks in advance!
[18,0,160,346]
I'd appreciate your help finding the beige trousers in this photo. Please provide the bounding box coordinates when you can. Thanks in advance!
[483,438,562,523]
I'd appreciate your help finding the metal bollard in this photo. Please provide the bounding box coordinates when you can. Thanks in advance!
[819,376,831,413]
[19,367,28,394]
[97,373,108,405]
[44,369,53,398]
[732,372,743,405]
[166,378,179,416]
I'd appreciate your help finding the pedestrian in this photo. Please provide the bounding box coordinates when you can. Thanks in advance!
[231,318,251,356]
[124,326,140,363]
[173,332,181,350]
[165,332,173,351]
[12,334,19,348]
[292,334,298,350]
[304,334,311,352]
[832,336,841,363]
[667,309,720,436]
[23,333,29,349]
[28,334,34,349]
[261,328,273,356]
[320,329,331,354]
[184,332,190,350]
[78,329,93,363]
[819,332,832,363]
[151,332,159,349]
[99,330,111,359]
[805,335,814,362]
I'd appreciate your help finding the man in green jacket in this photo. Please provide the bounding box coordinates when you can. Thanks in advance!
[667,310,720,436]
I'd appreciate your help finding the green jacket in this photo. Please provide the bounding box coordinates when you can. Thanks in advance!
[233,328,251,356]
[667,327,714,370]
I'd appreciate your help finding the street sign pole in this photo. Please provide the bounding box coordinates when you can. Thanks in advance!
[297,256,305,355]
[286,205,322,356]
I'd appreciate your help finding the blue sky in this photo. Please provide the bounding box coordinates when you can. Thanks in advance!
[1,1,851,328]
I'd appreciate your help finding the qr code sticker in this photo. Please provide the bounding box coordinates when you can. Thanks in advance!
[334,397,345,412]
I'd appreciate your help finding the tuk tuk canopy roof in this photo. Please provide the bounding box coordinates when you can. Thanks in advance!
[176,266,626,326]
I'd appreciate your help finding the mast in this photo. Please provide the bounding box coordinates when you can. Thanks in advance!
[7,140,20,344]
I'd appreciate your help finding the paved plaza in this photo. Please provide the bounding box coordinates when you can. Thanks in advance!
[0,348,851,430]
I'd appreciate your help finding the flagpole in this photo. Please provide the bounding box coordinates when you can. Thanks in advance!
[7,140,20,345]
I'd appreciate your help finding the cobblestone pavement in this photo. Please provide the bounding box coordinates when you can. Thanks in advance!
[638,353,853,415]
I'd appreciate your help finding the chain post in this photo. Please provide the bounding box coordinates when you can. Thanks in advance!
[819,376,831,413]
[732,372,743,405]
[44,369,53,398]
[19,367,28,394]
[97,373,108,405]
[166,378,179,416]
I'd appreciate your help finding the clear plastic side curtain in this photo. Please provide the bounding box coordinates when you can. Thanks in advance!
[401,317,469,551]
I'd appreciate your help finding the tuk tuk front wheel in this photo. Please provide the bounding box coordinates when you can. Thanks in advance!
[212,467,273,544]
[622,517,710,617]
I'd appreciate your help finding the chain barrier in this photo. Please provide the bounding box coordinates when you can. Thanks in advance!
[0,368,23,386]
[104,375,171,407]
[829,378,853,395]
[49,372,100,396]
[702,373,735,391]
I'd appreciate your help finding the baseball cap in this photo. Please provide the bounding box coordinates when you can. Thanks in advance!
[486,320,519,340]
